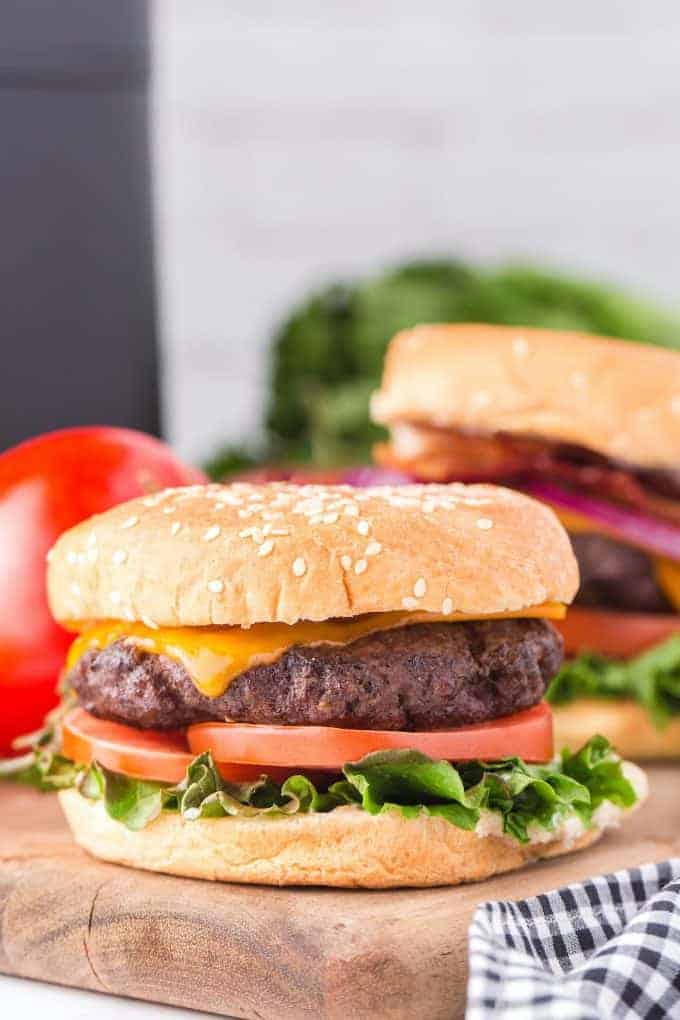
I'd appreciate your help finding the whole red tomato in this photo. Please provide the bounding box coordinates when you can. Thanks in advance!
[0,427,205,755]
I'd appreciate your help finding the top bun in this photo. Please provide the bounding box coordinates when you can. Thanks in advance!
[47,482,578,628]
[371,324,680,469]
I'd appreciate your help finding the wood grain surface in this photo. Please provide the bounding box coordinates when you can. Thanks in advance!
[1,767,679,1020]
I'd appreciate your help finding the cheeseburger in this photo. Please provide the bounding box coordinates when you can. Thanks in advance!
[43,482,644,887]
[372,323,680,758]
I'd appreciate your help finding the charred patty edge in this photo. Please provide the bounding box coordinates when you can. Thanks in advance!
[66,618,563,732]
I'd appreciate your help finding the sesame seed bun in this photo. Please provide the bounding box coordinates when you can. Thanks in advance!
[59,789,606,888]
[371,324,680,470]
[47,482,578,628]
[553,698,680,760]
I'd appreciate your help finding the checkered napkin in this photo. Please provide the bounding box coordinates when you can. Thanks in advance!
[467,859,680,1020]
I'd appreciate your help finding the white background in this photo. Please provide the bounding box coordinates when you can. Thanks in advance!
[153,1,680,463]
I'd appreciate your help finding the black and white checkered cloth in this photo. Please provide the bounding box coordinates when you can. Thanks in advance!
[467,859,680,1020]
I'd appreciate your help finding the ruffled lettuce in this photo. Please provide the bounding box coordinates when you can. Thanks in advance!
[35,735,637,841]
[547,636,680,727]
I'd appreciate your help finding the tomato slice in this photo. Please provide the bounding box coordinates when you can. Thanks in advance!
[556,607,680,659]
[62,708,289,785]
[188,703,554,767]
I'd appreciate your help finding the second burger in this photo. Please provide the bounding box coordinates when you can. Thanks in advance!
[372,323,680,757]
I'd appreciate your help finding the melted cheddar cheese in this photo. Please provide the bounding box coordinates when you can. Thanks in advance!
[655,558,680,611]
[66,603,566,699]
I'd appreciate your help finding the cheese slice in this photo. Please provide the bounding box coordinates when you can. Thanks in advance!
[655,558,680,611]
[67,603,566,700]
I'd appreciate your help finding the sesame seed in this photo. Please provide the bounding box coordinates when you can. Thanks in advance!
[354,559,368,575]
[207,579,224,593]
[569,370,587,391]
[170,521,182,536]
[258,539,274,557]
[402,596,419,611]
[123,607,135,621]
[476,517,493,530]
[309,514,324,525]
[70,582,81,597]
[343,504,359,517]
[140,614,159,630]
[162,505,176,515]
[365,541,382,556]
[357,520,370,536]
[340,555,352,570]
[413,577,427,598]
[512,336,529,358]
[270,528,289,536]
[323,512,339,524]
[112,549,128,565]
[120,515,138,530]
[203,525,221,542]
[110,590,121,605]
[442,597,453,615]
[292,557,307,577]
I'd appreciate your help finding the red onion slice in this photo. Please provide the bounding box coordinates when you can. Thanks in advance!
[523,479,680,562]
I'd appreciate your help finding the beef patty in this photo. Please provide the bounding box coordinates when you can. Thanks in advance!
[571,533,672,614]
[66,618,562,731]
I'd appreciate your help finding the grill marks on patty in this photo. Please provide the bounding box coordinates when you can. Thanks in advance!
[570,533,673,614]
[66,618,562,732]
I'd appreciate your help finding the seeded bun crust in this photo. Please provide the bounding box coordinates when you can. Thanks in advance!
[46,482,578,629]
[59,790,603,889]
[553,699,680,760]
[371,324,680,470]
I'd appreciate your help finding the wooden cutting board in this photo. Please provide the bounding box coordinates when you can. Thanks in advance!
[2,767,679,1020]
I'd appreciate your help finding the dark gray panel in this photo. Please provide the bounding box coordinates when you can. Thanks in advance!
[0,1,148,82]
[0,87,159,449]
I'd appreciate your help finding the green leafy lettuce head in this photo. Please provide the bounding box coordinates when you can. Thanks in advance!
[207,259,680,475]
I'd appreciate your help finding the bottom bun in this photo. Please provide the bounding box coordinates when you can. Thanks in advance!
[59,790,603,888]
[553,698,680,759]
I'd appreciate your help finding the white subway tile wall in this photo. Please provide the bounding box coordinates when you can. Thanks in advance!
[153,2,680,461]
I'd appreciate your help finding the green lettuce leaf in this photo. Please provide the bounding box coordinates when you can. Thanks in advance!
[547,636,680,727]
[33,736,638,842]
[342,750,479,829]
